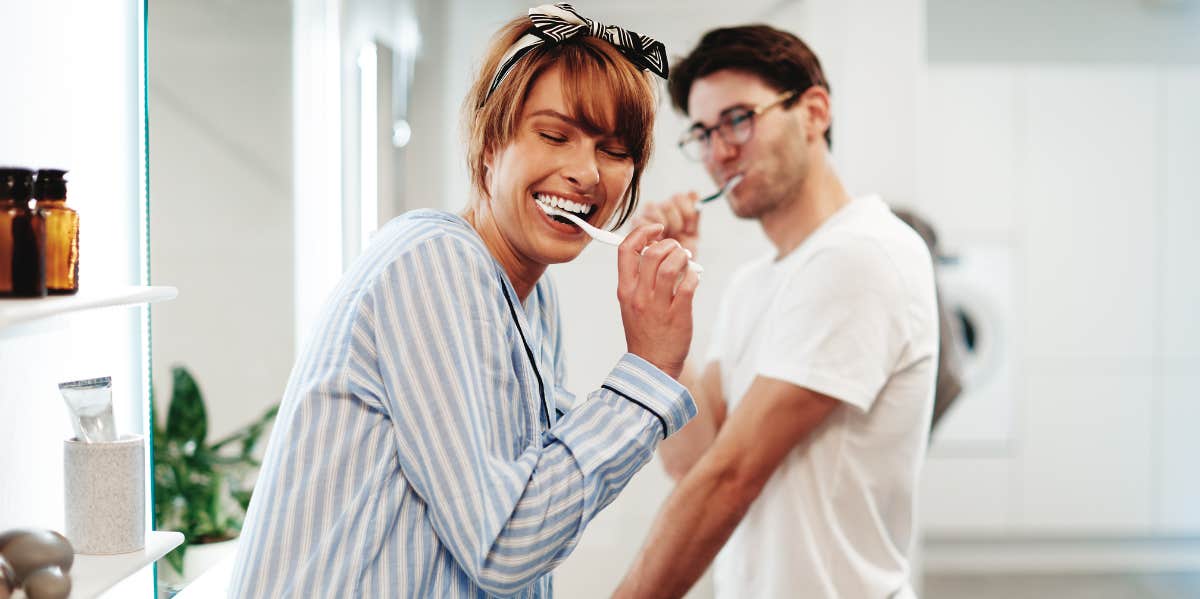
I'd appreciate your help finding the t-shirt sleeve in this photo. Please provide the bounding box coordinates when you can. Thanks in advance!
[756,239,912,412]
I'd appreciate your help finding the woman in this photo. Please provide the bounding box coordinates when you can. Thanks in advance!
[230,5,698,597]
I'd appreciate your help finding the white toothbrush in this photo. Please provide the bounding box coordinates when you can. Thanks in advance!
[538,204,704,274]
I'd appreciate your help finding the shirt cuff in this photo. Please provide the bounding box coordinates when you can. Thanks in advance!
[600,353,696,438]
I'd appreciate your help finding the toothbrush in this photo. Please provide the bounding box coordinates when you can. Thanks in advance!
[695,174,743,211]
[538,204,704,274]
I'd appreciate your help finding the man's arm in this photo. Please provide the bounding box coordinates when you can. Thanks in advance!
[613,376,839,599]
[657,360,725,481]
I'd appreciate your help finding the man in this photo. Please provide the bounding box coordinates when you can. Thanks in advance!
[613,26,938,599]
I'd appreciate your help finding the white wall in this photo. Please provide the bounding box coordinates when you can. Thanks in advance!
[437,0,527,212]
[148,0,294,439]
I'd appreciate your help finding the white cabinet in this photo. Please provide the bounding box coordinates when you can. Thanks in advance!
[920,64,1200,542]
[1016,67,1158,531]
[1022,67,1157,364]
[1159,68,1200,533]
[1017,372,1154,531]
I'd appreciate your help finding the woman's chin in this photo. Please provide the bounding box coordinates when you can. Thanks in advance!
[536,242,587,266]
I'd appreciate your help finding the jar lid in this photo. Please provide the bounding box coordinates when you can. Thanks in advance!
[0,167,34,201]
[35,168,68,200]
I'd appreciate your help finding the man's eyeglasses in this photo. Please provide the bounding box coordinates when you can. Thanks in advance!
[677,89,799,162]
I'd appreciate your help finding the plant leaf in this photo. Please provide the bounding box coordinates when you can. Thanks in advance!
[165,545,186,575]
[166,366,207,449]
[152,368,281,556]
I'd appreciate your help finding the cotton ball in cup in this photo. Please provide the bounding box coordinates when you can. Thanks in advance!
[22,566,71,599]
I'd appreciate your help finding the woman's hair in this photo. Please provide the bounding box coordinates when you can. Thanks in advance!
[463,17,658,229]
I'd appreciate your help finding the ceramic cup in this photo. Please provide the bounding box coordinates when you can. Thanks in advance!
[63,434,146,554]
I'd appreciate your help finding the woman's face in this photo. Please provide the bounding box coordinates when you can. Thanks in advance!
[484,65,635,266]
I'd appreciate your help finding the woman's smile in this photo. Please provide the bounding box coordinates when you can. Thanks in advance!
[531,189,589,237]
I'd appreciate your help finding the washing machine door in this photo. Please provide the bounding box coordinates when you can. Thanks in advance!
[933,244,1016,450]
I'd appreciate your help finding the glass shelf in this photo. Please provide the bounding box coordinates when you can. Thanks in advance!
[7,531,183,599]
[0,286,177,330]
[70,531,184,599]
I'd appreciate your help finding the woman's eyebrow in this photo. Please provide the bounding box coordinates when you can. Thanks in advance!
[529,109,581,128]
[530,108,614,138]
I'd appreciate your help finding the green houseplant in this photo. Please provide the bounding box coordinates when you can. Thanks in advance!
[153,366,278,575]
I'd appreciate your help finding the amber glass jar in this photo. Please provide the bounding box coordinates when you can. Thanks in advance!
[34,169,79,294]
[0,170,13,296]
[0,167,46,297]
[0,169,15,296]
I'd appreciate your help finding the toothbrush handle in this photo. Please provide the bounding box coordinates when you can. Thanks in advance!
[591,223,703,273]
[591,228,626,246]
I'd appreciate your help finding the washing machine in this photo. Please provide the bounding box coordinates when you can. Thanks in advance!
[932,243,1017,452]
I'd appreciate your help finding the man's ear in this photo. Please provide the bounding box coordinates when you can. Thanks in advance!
[800,86,832,145]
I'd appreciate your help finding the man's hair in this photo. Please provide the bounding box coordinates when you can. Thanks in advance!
[462,17,657,229]
[668,25,832,148]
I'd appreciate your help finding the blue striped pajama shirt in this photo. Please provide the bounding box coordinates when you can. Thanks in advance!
[229,210,695,598]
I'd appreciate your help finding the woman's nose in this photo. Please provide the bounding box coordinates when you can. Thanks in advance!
[561,145,601,189]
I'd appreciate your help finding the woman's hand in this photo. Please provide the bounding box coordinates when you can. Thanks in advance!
[617,224,699,380]
[629,191,702,258]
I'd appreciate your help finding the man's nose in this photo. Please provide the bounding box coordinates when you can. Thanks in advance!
[706,132,739,166]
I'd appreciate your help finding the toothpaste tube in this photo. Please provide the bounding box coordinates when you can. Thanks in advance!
[58,377,117,443]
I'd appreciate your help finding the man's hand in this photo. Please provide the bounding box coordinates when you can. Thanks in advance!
[631,191,702,258]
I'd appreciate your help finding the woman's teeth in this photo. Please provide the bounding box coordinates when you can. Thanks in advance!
[535,193,594,218]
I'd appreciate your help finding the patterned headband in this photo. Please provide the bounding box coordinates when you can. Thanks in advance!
[484,3,669,103]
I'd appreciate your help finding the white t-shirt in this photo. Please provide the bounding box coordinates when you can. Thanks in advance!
[707,195,938,599]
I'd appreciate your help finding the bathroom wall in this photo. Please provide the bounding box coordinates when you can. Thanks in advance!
[148,0,294,439]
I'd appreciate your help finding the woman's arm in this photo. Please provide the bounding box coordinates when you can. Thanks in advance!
[374,236,694,596]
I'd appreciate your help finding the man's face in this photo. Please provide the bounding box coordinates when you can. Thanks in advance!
[686,70,810,219]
